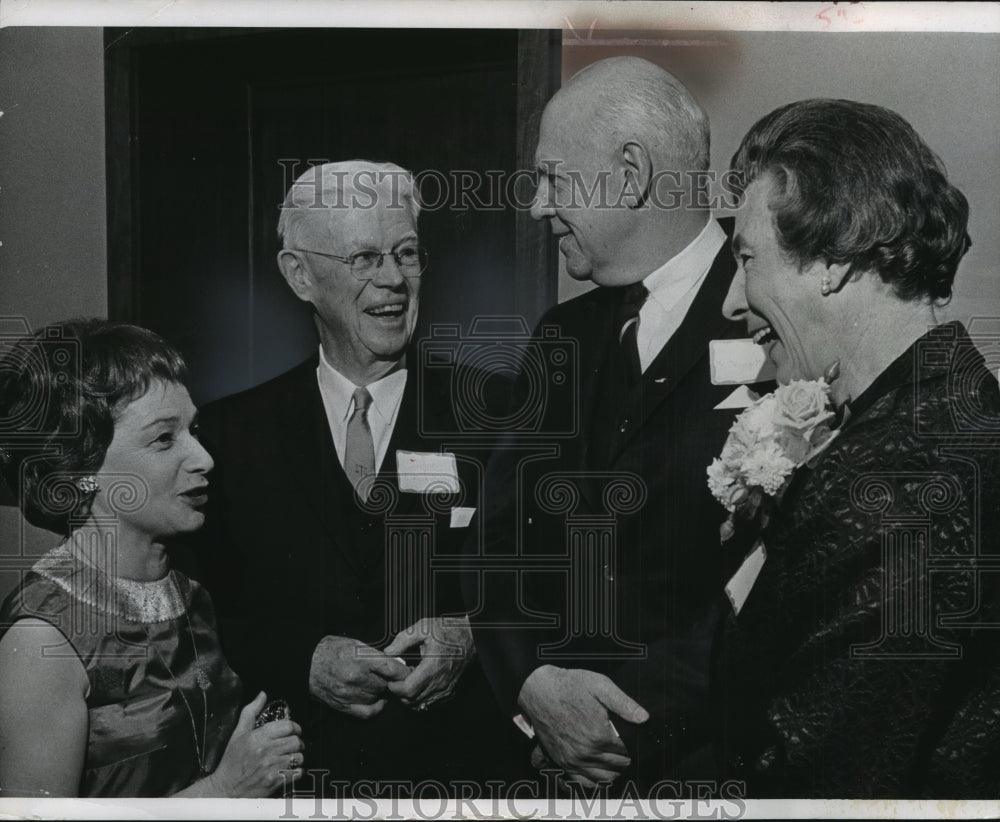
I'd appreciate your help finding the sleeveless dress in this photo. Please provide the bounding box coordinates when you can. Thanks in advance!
[0,544,242,797]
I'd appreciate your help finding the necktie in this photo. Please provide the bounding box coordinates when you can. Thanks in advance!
[345,387,376,501]
[617,281,648,385]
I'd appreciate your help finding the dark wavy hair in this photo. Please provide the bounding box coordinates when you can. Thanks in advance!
[0,319,187,535]
[730,99,971,302]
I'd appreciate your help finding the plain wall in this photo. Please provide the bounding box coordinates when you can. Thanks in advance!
[558,31,1000,332]
[0,27,107,581]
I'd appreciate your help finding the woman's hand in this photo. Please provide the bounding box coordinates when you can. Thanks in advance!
[206,691,305,798]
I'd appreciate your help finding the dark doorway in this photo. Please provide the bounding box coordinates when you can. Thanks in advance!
[106,28,558,404]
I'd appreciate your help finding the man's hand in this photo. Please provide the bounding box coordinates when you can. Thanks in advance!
[309,635,410,719]
[518,665,649,788]
[384,616,474,709]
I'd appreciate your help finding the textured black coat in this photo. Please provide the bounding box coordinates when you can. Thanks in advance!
[715,322,1000,797]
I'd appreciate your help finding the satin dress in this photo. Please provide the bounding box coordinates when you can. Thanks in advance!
[0,543,241,796]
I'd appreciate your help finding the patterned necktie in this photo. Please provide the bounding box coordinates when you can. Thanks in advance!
[345,387,376,501]
[617,281,649,385]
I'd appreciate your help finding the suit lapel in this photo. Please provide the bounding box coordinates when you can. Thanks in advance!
[273,358,368,574]
[576,291,621,469]
[616,226,738,456]
[380,369,428,519]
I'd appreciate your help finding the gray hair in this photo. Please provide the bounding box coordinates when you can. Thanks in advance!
[277,160,421,249]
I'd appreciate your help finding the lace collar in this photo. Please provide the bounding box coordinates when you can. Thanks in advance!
[32,543,188,624]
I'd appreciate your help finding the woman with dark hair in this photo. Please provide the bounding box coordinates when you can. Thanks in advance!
[0,319,304,797]
[715,99,1000,796]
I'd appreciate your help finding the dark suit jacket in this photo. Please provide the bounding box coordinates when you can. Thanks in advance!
[467,219,762,790]
[191,352,527,787]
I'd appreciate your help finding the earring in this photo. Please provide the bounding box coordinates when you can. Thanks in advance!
[76,475,99,494]
[820,276,832,296]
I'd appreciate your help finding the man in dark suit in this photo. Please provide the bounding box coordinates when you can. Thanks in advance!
[467,57,760,792]
[197,161,523,790]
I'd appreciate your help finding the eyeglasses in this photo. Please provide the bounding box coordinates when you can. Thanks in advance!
[290,244,428,280]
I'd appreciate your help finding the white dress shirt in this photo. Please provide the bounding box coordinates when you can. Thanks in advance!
[635,218,726,372]
[316,346,407,475]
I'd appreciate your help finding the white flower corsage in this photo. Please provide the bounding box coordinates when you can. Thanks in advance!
[707,378,840,543]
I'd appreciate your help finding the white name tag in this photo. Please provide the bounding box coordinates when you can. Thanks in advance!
[512,713,535,739]
[450,507,476,528]
[714,385,759,410]
[725,539,767,616]
[710,339,777,385]
[396,450,460,494]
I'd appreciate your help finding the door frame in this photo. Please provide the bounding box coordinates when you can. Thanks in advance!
[104,27,561,329]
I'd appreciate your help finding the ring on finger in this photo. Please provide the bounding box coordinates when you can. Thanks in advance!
[415,701,429,712]
[287,755,300,769]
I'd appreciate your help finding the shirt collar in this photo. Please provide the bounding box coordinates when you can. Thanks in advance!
[642,217,725,306]
[317,345,408,422]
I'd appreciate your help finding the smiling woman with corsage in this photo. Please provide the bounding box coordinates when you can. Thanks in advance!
[712,99,1000,797]
[0,319,304,797]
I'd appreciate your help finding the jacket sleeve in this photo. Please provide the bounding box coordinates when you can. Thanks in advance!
[190,401,326,724]
[461,311,567,714]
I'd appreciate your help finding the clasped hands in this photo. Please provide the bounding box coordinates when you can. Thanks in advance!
[518,665,649,789]
[308,616,474,719]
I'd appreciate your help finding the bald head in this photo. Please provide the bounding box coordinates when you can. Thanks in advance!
[530,57,713,286]
[552,56,710,174]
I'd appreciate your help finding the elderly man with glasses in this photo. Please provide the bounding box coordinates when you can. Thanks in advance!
[193,161,525,791]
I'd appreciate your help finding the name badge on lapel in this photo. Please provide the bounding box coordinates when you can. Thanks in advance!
[725,538,767,616]
[396,450,460,494]
[709,339,776,385]
[449,507,476,528]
